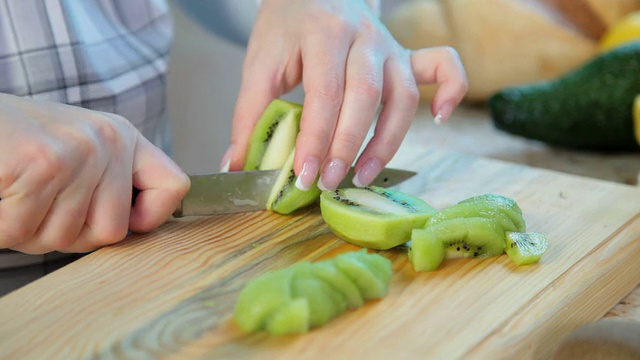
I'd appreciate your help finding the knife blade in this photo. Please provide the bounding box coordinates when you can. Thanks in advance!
[173,167,416,217]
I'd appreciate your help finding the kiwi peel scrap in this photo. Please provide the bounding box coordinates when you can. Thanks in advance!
[319,186,437,250]
[234,249,392,335]
[243,99,302,171]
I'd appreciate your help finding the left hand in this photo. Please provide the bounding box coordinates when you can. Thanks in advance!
[226,0,468,191]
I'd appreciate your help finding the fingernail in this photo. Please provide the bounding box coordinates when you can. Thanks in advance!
[219,146,232,172]
[294,157,320,191]
[353,158,383,187]
[434,100,455,125]
[317,159,347,191]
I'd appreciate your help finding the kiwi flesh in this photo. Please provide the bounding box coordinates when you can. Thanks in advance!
[426,199,525,233]
[458,194,526,232]
[505,231,548,265]
[243,99,302,171]
[408,228,446,272]
[234,249,392,335]
[266,149,322,214]
[320,186,437,250]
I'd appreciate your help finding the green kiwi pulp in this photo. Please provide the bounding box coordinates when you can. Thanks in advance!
[505,231,548,265]
[234,250,392,335]
[408,217,506,273]
[243,99,302,171]
[458,194,526,232]
[320,186,437,250]
[266,149,321,214]
[427,197,526,233]
[408,228,446,272]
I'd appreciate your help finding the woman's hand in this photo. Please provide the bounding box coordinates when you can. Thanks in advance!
[227,0,468,191]
[0,94,190,254]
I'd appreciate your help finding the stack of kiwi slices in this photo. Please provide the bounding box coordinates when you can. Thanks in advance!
[234,250,392,335]
[320,190,548,272]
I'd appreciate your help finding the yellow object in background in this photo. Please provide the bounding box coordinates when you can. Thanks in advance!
[634,94,640,145]
[600,11,640,51]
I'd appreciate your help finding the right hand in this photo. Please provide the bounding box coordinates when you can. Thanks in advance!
[0,94,190,254]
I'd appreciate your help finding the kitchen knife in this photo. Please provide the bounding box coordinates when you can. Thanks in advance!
[173,167,416,217]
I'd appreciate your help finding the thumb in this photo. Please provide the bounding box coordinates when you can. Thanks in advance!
[411,46,468,122]
[129,134,190,232]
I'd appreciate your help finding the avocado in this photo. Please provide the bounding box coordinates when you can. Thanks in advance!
[489,42,640,151]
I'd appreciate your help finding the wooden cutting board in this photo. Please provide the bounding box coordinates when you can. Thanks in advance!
[1,149,639,360]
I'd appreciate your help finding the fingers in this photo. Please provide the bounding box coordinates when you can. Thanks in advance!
[353,55,420,187]
[292,34,351,191]
[411,46,468,123]
[128,134,190,233]
[315,45,384,191]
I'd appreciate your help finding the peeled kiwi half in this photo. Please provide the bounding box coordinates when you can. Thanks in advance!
[266,149,322,215]
[244,99,302,171]
[320,186,437,250]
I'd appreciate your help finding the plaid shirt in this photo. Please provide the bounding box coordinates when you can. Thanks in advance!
[0,0,173,152]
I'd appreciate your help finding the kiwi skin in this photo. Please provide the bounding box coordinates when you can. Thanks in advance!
[243,99,302,171]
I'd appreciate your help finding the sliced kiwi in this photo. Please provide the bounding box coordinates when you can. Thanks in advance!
[320,186,437,250]
[427,199,525,233]
[458,194,526,232]
[423,217,506,259]
[408,228,446,272]
[234,265,296,333]
[234,250,392,335]
[312,260,365,308]
[266,149,322,214]
[244,99,302,171]
[265,298,309,336]
[505,231,548,265]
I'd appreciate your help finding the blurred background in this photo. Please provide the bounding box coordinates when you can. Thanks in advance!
[166,0,640,182]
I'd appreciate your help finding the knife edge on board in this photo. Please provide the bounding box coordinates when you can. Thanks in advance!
[173,167,416,217]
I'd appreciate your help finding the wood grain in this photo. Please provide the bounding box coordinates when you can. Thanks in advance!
[1,149,639,360]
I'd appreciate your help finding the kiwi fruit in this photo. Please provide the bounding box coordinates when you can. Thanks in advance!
[234,250,392,335]
[266,149,322,214]
[408,228,446,272]
[244,99,302,171]
[504,231,548,265]
[320,186,437,250]
[426,199,526,233]
[459,194,526,232]
[409,217,506,272]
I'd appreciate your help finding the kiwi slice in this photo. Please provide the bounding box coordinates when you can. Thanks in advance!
[408,228,446,272]
[266,149,322,214]
[427,199,525,233]
[458,194,526,232]
[244,99,302,171]
[234,250,392,335]
[234,265,296,333]
[320,186,437,250]
[424,217,506,258]
[505,231,548,265]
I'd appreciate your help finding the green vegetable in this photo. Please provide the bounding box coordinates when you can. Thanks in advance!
[489,42,640,151]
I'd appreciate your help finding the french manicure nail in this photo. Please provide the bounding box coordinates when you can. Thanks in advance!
[434,100,454,125]
[295,157,320,191]
[353,158,383,187]
[219,146,232,172]
[317,159,347,191]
